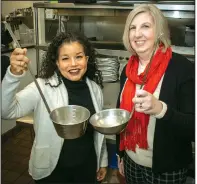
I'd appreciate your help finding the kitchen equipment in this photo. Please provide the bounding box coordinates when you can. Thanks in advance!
[89,108,131,135]
[96,54,119,82]
[58,0,97,3]
[4,21,90,139]
[185,26,195,47]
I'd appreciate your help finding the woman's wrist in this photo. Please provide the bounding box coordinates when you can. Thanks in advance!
[153,101,167,119]
[8,66,26,79]
[10,66,23,75]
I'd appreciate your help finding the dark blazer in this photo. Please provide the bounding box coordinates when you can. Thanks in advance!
[116,52,195,173]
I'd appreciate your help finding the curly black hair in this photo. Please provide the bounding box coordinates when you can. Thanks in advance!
[39,31,103,88]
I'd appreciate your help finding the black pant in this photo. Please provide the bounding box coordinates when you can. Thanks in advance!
[34,147,97,184]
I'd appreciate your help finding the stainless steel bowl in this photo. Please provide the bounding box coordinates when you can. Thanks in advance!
[89,108,131,135]
[50,105,90,139]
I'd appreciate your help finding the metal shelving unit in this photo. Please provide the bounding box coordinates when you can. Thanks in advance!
[33,1,195,74]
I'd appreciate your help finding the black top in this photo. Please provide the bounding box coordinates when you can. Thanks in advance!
[116,52,195,173]
[57,77,96,167]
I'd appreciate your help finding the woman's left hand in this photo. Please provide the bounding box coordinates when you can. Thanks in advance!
[132,89,163,115]
[97,167,107,181]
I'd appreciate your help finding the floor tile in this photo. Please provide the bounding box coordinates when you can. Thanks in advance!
[2,169,9,176]
[15,132,26,139]
[20,127,31,134]
[6,153,25,163]
[2,138,21,146]
[1,181,11,184]
[14,175,32,184]
[2,161,18,170]
[11,146,31,156]
[28,180,35,184]
[2,170,21,182]
[19,148,31,156]
[2,143,19,154]
[2,159,8,166]
[18,139,33,149]
[23,169,31,177]
[2,150,14,161]
[22,157,30,165]
[3,161,27,174]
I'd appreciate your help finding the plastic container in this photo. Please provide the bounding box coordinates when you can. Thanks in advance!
[107,140,118,169]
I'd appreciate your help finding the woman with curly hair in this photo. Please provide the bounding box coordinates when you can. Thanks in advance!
[2,31,107,183]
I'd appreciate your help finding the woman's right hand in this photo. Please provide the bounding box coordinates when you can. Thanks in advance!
[117,155,125,176]
[10,48,30,75]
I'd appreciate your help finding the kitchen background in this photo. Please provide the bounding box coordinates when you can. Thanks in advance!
[1,1,195,184]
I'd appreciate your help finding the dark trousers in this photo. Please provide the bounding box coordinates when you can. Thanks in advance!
[124,152,188,184]
[34,147,97,184]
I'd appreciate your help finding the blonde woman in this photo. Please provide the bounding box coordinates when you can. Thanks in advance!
[116,4,194,184]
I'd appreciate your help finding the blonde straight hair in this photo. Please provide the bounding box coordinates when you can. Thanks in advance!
[123,4,171,55]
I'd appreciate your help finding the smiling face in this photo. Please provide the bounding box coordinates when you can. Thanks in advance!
[56,41,88,81]
[129,12,155,58]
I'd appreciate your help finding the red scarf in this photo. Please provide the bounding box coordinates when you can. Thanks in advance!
[119,46,172,152]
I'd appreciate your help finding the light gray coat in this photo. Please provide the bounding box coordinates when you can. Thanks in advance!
[2,67,108,180]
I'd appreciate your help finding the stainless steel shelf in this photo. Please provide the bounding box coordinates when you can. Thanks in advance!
[34,2,194,19]
[33,3,133,10]
[33,2,195,73]
[35,42,195,57]
[35,41,125,51]
[34,1,194,9]
[97,0,194,5]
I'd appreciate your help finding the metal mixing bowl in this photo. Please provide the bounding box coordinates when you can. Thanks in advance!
[50,105,90,139]
[89,108,131,135]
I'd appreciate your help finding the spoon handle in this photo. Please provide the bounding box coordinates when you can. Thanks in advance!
[4,21,51,114]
